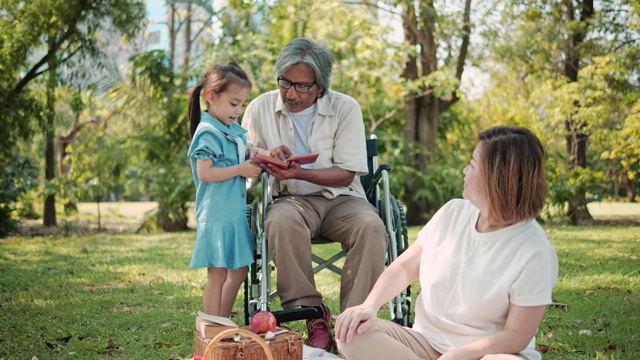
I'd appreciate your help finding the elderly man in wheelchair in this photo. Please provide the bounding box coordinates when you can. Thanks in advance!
[241,37,409,353]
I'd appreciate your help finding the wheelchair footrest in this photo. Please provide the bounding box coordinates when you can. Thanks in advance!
[273,306,323,324]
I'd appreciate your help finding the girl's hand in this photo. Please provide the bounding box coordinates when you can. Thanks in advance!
[248,146,266,159]
[334,304,378,344]
[239,159,262,180]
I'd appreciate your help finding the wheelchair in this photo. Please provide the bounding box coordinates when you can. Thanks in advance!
[243,136,412,327]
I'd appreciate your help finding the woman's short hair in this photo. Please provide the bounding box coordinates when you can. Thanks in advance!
[275,38,333,97]
[478,126,547,223]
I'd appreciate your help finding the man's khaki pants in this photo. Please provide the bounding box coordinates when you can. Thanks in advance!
[265,194,387,311]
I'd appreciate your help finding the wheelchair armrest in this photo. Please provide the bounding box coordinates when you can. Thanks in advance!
[272,306,324,324]
[372,164,391,184]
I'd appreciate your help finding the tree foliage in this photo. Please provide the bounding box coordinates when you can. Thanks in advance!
[0,154,38,238]
[0,0,146,146]
[479,0,640,221]
[0,0,146,231]
[356,0,480,224]
[3,0,639,234]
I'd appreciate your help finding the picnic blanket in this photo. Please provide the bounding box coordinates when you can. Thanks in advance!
[302,345,343,359]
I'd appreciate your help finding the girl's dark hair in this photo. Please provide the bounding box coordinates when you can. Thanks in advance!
[189,61,251,139]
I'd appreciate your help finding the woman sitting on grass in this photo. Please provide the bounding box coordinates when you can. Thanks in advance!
[335,126,558,360]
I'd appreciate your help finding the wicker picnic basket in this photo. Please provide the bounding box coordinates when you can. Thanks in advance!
[195,327,303,360]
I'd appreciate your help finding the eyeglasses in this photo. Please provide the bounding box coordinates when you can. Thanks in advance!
[277,77,317,93]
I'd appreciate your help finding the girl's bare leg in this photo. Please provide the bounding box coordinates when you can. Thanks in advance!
[204,267,228,315]
[220,266,248,317]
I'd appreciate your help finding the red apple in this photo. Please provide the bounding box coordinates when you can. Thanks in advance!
[251,310,277,334]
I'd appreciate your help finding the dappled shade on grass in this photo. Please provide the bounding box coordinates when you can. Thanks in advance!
[1,223,638,359]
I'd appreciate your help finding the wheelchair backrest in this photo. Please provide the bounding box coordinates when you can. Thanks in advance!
[360,138,379,207]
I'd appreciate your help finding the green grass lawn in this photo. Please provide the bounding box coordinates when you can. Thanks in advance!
[1,202,639,359]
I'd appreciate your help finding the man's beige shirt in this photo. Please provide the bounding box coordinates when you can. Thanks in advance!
[241,90,368,200]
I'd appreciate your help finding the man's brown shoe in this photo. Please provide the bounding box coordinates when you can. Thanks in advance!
[306,303,334,352]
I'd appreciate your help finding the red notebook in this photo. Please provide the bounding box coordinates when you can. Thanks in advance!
[253,153,319,169]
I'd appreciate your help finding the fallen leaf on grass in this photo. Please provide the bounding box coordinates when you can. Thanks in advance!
[549,302,568,311]
[95,347,120,354]
[57,335,72,344]
[537,345,550,353]
[604,344,617,352]
[108,339,120,349]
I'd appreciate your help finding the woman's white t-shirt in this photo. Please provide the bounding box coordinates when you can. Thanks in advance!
[412,199,558,360]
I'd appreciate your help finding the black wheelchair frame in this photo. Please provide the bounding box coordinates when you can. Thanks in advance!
[243,136,412,327]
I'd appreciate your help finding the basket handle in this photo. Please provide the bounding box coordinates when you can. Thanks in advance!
[203,328,274,360]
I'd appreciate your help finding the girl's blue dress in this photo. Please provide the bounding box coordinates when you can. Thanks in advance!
[187,112,255,270]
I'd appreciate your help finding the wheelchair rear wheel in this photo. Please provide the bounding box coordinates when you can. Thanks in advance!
[380,195,412,326]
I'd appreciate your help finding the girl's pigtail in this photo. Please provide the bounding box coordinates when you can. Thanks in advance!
[189,84,204,139]
[228,55,239,67]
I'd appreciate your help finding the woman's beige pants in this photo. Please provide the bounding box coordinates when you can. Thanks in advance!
[337,318,527,360]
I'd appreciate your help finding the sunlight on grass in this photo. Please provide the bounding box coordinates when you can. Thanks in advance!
[587,201,640,219]
[76,201,158,220]
[560,272,640,289]
[75,200,639,218]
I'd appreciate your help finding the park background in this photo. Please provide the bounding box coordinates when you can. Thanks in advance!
[1,0,639,359]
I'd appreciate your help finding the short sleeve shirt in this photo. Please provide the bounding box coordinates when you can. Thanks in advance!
[412,199,558,359]
[241,90,368,200]
[186,112,254,269]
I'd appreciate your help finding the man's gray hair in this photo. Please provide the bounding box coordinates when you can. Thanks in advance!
[275,38,333,97]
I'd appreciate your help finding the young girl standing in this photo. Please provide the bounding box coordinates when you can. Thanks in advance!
[187,62,262,317]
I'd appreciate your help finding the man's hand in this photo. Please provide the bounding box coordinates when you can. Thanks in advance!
[260,145,298,180]
[267,145,293,161]
[261,160,302,180]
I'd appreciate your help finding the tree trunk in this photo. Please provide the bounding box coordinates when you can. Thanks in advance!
[43,37,58,227]
[401,2,422,226]
[58,114,106,177]
[563,0,594,225]
[58,112,81,177]
[626,176,637,202]
[400,0,470,225]
[183,2,192,75]
[169,3,176,71]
